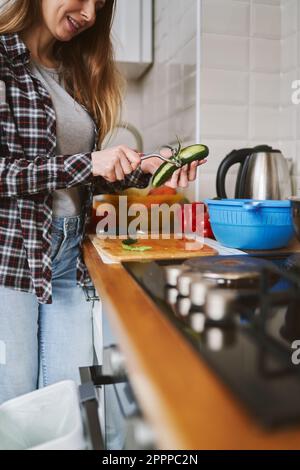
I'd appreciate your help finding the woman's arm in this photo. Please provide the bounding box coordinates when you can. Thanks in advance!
[0,146,151,197]
[0,152,94,197]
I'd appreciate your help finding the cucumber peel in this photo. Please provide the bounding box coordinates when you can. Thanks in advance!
[121,238,152,252]
[122,244,152,252]
[151,144,209,188]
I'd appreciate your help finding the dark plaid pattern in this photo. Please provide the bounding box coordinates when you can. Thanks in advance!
[0,33,150,303]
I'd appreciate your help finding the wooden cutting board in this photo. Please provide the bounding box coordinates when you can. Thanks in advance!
[89,234,217,262]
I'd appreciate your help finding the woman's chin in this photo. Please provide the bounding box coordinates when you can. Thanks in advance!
[54,31,74,42]
[54,25,77,42]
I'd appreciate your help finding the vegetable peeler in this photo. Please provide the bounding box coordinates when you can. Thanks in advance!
[140,145,181,168]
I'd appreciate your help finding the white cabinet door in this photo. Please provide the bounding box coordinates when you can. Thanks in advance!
[112,0,153,79]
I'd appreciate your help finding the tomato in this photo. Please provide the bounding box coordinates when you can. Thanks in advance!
[203,210,215,239]
[179,202,215,239]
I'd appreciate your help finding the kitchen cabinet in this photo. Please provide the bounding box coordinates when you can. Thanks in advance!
[112,0,153,79]
[91,294,155,450]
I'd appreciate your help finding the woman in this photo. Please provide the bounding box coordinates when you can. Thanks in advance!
[0,0,204,407]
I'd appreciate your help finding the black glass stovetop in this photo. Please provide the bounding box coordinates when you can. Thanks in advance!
[123,253,300,429]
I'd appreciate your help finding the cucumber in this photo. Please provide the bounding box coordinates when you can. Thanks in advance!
[151,144,209,188]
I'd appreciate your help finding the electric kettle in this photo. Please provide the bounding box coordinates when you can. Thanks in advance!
[216,145,292,200]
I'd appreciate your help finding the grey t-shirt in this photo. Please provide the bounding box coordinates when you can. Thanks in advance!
[29,60,95,217]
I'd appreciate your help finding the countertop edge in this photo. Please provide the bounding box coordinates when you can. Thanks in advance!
[83,238,300,450]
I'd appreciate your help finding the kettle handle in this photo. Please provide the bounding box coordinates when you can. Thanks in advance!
[216,148,254,198]
[216,145,273,198]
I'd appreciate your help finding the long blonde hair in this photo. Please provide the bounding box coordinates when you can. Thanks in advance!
[0,0,125,147]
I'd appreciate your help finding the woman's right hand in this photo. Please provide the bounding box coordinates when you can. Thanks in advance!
[91,145,141,182]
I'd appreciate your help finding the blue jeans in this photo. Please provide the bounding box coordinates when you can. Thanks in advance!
[0,214,94,404]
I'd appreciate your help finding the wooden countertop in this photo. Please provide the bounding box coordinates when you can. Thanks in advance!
[83,238,300,450]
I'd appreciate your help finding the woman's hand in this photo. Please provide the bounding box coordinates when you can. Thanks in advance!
[163,160,207,189]
[140,148,207,189]
[91,145,141,182]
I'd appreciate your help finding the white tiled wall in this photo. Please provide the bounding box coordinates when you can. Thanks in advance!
[106,0,191,194]
[280,0,300,195]
[139,0,197,151]
[115,0,298,201]
[111,0,198,200]
[198,0,282,200]
[104,81,144,151]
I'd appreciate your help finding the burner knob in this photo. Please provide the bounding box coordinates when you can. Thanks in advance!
[204,327,237,351]
[205,289,238,322]
[190,279,211,307]
[176,297,192,317]
[165,286,178,305]
[163,264,189,287]
[189,312,206,333]
[206,327,224,351]
[177,271,203,297]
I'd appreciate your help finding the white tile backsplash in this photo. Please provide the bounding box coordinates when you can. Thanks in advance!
[296,106,300,140]
[295,141,300,175]
[253,0,280,5]
[201,69,249,105]
[250,73,280,107]
[179,5,197,48]
[140,0,198,154]
[198,171,238,200]
[183,74,197,109]
[279,105,297,140]
[281,0,297,38]
[281,70,298,106]
[279,140,297,162]
[201,104,249,140]
[198,140,249,173]
[251,38,281,73]
[180,39,197,76]
[200,0,282,198]
[281,33,297,72]
[182,105,197,143]
[202,0,250,37]
[280,0,300,180]
[116,0,299,200]
[252,3,281,39]
[201,34,250,71]
[249,106,280,140]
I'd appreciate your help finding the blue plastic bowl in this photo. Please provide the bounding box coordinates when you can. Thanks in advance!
[204,199,294,250]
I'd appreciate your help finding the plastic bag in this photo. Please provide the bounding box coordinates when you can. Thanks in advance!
[0,380,86,450]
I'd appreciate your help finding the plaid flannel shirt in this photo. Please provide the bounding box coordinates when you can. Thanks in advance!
[0,33,151,304]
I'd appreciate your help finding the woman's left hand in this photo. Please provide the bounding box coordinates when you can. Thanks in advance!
[140,150,207,188]
[163,160,207,188]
